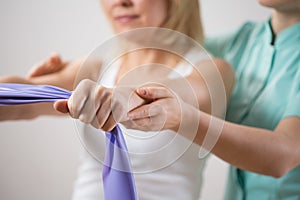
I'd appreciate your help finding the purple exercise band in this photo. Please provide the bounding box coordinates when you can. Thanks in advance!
[0,83,138,200]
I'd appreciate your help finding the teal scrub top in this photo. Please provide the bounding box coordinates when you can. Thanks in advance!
[205,20,300,200]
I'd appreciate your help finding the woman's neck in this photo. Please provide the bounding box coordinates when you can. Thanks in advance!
[271,9,300,35]
[122,49,180,70]
[115,49,181,85]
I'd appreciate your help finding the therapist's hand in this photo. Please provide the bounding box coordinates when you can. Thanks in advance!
[125,86,200,134]
[125,86,184,131]
[0,54,63,84]
[54,79,145,131]
[27,53,65,78]
[25,53,102,91]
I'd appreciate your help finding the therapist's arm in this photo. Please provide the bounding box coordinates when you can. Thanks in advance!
[128,87,300,178]
[197,113,300,178]
[27,55,103,90]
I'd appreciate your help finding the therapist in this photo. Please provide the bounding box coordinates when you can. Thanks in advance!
[127,0,300,199]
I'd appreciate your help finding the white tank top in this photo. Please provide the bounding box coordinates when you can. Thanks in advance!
[72,51,209,200]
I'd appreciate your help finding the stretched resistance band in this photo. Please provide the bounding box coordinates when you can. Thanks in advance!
[0,83,138,200]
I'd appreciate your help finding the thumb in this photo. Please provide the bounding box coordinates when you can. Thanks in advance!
[53,100,69,113]
[136,86,173,100]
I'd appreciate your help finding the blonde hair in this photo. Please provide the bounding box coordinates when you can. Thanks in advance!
[163,0,204,45]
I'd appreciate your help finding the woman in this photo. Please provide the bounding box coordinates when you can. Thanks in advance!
[127,0,300,199]
[0,0,234,199]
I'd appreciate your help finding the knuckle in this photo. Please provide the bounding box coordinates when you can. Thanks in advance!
[79,114,88,123]
[96,117,105,128]
[78,79,95,90]
[79,79,89,87]
[83,113,95,124]
[103,121,116,132]
[92,123,101,130]
[96,86,110,100]
[71,109,80,118]
[102,126,111,132]
[136,119,148,127]
[91,119,101,129]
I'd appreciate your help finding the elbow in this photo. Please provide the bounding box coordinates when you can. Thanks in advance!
[270,167,288,178]
[268,144,299,178]
[269,162,294,178]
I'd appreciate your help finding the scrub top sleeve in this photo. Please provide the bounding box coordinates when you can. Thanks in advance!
[283,92,300,119]
[204,22,256,59]
[204,33,234,58]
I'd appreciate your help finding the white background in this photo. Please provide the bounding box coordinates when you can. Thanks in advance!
[0,0,270,199]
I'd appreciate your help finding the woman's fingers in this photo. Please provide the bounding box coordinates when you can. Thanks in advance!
[57,78,145,131]
[54,100,69,113]
[101,111,118,131]
[78,85,105,124]
[94,90,128,131]
[66,79,123,131]
[55,84,181,132]
[68,88,88,119]
[92,94,112,128]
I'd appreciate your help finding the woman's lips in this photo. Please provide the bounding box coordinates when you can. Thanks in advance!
[115,15,139,23]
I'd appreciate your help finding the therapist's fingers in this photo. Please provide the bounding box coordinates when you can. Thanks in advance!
[27,53,63,78]
[130,117,152,129]
[54,100,69,113]
[127,103,161,120]
[123,115,165,132]
[126,89,183,131]
[136,86,174,100]
[125,103,166,131]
